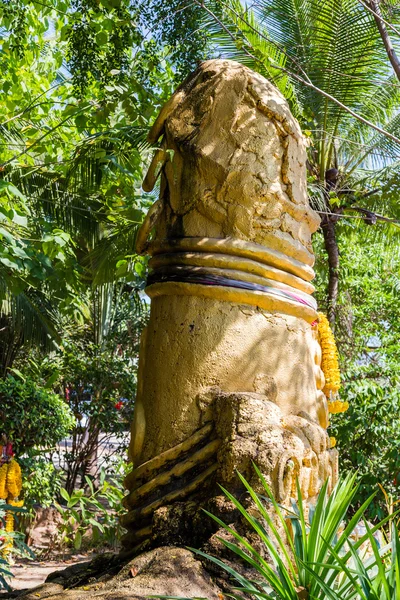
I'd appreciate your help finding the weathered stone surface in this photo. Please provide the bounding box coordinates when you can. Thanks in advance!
[122,58,336,552]
[142,59,319,254]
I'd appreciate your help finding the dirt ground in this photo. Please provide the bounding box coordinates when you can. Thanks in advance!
[7,555,92,592]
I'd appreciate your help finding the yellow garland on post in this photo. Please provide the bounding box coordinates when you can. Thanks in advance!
[6,460,22,498]
[2,512,14,557]
[317,312,348,414]
[5,512,13,533]
[0,458,24,558]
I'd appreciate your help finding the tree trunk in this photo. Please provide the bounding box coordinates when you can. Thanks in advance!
[368,1,400,82]
[322,217,340,329]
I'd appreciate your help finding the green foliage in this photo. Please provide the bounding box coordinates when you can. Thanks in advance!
[53,288,144,492]
[0,500,35,591]
[55,464,128,551]
[64,0,142,96]
[61,334,136,447]
[0,0,143,96]
[20,457,63,510]
[321,520,400,600]
[134,0,211,79]
[331,377,400,521]
[313,232,400,520]
[0,376,74,455]
[160,470,398,600]
[0,0,172,370]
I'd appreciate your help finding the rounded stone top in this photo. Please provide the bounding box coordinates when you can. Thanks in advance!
[143,59,320,267]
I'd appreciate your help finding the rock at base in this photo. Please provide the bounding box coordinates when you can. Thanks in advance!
[11,548,222,600]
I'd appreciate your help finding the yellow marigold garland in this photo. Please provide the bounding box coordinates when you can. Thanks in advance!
[2,512,14,557]
[8,499,24,508]
[5,511,13,533]
[317,312,348,414]
[6,460,22,498]
[0,458,23,558]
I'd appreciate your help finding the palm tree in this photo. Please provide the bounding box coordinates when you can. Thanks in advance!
[192,0,400,325]
[0,31,159,369]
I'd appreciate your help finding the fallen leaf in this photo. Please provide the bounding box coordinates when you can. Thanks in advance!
[129,567,138,578]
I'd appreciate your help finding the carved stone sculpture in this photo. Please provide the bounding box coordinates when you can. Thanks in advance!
[122,59,338,552]
[18,60,340,600]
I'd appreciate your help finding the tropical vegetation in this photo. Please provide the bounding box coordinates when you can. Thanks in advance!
[0,0,400,593]
[175,469,400,600]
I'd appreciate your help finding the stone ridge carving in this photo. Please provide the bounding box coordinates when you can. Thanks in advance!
[123,60,338,553]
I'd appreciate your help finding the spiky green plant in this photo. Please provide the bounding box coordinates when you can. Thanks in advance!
[156,468,399,600]
[307,520,400,600]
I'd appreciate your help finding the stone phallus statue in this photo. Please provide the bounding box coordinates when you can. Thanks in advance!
[122,59,338,552]
[21,59,340,600]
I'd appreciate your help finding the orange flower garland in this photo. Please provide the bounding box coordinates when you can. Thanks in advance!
[0,454,23,557]
[317,312,348,414]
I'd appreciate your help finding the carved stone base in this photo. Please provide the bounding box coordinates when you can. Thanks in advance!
[121,391,338,552]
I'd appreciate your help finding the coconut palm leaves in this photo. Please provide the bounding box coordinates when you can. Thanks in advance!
[0,29,155,366]
[203,0,400,181]
[0,116,150,370]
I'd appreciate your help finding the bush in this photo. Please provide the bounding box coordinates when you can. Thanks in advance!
[330,368,400,521]
[0,376,74,456]
[20,457,63,510]
[55,465,128,552]
[0,500,34,591]
[58,339,136,492]
[314,235,400,519]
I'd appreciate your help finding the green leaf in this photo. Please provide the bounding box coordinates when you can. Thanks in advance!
[0,181,26,201]
[96,31,108,46]
[59,488,70,503]
[74,531,82,550]
[89,518,104,533]
[44,371,60,388]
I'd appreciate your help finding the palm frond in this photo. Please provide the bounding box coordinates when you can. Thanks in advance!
[0,283,60,374]
[202,0,400,170]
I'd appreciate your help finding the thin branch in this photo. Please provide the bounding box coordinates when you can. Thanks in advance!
[278,67,400,147]
[316,209,400,225]
[29,0,68,15]
[362,186,381,197]
[350,206,400,225]
[0,82,70,128]
[0,105,90,168]
[323,68,400,88]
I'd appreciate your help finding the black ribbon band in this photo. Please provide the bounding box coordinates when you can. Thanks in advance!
[147,266,316,310]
